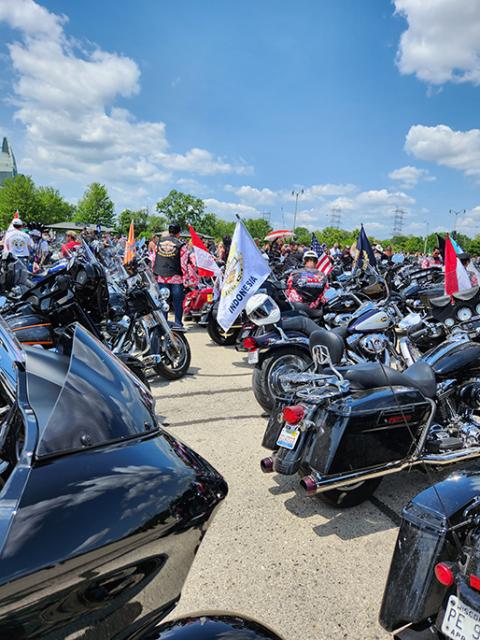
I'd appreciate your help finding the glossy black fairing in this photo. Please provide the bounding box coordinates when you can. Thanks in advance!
[0,322,228,639]
[148,614,284,639]
[380,472,480,633]
[422,339,480,379]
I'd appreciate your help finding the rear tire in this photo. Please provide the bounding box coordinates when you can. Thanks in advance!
[252,346,312,414]
[318,477,382,508]
[207,312,239,345]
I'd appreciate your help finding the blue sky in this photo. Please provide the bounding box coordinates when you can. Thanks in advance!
[1,0,480,238]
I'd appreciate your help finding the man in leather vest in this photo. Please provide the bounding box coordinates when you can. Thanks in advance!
[153,223,187,327]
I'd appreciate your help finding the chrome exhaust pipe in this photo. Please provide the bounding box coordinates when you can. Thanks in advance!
[300,446,480,495]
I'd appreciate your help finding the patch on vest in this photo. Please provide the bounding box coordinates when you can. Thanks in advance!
[157,240,178,257]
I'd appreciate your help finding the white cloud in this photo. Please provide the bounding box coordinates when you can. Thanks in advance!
[0,0,249,206]
[355,188,415,207]
[389,165,435,189]
[394,0,480,85]
[224,185,278,205]
[203,198,259,218]
[301,183,356,199]
[405,124,480,177]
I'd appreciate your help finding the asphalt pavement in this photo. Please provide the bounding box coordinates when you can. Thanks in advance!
[154,325,450,639]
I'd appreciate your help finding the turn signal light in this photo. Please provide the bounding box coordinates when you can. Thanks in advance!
[283,405,305,425]
[435,562,455,587]
[470,574,480,591]
[243,337,257,351]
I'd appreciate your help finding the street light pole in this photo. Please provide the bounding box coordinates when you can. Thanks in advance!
[449,208,466,232]
[423,220,429,255]
[292,189,304,233]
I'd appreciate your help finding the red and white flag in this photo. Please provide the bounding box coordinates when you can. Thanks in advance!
[189,226,221,278]
[444,234,470,296]
[317,253,333,276]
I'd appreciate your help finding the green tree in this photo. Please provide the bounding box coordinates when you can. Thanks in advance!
[0,175,38,227]
[196,212,219,237]
[116,208,149,235]
[147,215,168,235]
[211,218,235,240]
[155,190,204,229]
[293,226,311,245]
[244,218,272,240]
[75,182,114,227]
[36,186,75,224]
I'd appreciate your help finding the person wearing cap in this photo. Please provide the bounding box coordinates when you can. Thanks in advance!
[422,247,443,269]
[153,222,189,328]
[61,231,81,257]
[286,250,328,309]
[4,218,33,263]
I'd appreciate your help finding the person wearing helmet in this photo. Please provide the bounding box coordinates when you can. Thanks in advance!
[286,250,328,308]
[3,218,33,264]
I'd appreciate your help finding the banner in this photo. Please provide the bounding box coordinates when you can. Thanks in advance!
[217,221,271,331]
[189,225,221,277]
[445,234,470,296]
[354,225,377,270]
[123,220,135,265]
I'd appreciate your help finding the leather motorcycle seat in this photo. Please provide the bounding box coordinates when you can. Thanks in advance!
[292,301,324,319]
[280,315,320,336]
[430,286,479,308]
[343,360,436,398]
[308,329,344,364]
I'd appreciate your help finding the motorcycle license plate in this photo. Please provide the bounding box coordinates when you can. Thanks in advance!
[248,350,259,364]
[442,595,480,640]
[207,293,213,302]
[143,313,158,329]
[276,425,300,450]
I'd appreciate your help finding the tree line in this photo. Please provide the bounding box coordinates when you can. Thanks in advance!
[1,174,479,254]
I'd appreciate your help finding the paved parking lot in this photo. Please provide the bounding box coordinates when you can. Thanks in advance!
[156,326,447,639]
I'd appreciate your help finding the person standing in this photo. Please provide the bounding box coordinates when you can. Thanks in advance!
[153,222,188,328]
[4,219,33,264]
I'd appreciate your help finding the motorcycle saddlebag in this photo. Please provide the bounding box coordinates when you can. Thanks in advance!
[5,313,54,347]
[380,471,480,632]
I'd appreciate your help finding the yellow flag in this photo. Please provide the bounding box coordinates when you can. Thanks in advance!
[124,221,135,264]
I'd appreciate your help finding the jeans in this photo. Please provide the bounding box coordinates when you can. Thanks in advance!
[162,282,184,326]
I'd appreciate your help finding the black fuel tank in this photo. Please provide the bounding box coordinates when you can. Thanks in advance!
[422,339,480,379]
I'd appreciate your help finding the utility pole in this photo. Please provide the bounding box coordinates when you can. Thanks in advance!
[449,208,466,232]
[280,206,285,227]
[292,189,304,232]
[329,206,342,229]
[392,207,406,236]
[423,220,430,254]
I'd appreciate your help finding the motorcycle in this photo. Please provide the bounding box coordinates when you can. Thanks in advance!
[260,326,480,507]
[0,318,282,639]
[380,470,480,640]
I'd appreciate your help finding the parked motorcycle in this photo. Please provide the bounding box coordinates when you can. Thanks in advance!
[0,318,281,639]
[380,470,480,640]
[261,327,480,506]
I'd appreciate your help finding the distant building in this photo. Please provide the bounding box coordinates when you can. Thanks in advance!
[0,138,17,186]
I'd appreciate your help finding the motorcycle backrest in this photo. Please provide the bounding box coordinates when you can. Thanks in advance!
[308,329,344,364]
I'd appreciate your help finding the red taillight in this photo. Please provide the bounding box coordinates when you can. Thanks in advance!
[283,405,305,425]
[470,574,480,591]
[243,337,257,351]
[435,562,455,587]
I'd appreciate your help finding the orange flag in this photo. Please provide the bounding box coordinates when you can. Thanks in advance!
[124,220,135,264]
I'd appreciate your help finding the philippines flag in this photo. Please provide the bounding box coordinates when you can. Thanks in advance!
[317,252,333,276]
[189,226,221,278]
[444,234,470,296]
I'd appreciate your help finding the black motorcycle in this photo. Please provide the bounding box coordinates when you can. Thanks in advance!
[0,318,282,640]
[380,470,480,640]
[261,328,480,507]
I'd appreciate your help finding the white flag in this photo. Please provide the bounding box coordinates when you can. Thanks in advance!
[217,221,271,331]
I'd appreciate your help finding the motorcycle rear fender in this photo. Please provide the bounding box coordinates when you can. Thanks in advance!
[146,613,284,639]
[256,333,310,365]
[380,471,480,633]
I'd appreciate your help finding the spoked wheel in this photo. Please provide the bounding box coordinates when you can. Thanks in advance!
[318,477,382,508]
[207,312,239,345]
[252,346,312,413]
[152,329,191,380]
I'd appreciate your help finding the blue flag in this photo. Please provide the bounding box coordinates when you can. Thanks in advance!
[311,232,322,255]
[355,225,377,269]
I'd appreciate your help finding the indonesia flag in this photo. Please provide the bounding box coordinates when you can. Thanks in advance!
[317,253,333,276]
[189,226,221,278]
[444,234,470,296]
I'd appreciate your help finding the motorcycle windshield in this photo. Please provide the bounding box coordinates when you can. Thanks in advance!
[34,323,157,459]
[0,316,23,395]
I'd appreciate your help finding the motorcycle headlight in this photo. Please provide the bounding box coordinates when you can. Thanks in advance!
[158,287,170,300]
[359,333,388,355]
[160,301,170,312]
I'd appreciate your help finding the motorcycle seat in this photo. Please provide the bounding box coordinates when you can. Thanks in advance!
[292,302,323,319]
[430,286,479,308]
[309,329,344,364]
[343,360,436,399]
[281,315,320,336]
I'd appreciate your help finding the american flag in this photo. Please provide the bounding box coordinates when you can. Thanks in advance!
[317,252,333,276]
[311,232,322,255]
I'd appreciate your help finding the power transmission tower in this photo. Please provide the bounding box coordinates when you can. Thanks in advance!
[329,206,342,229]
[260,211,271,223]
[392,207,405,236]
